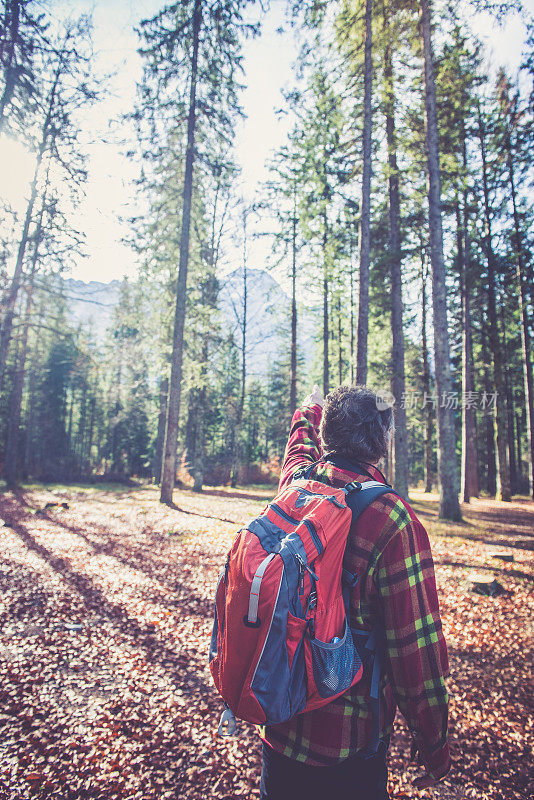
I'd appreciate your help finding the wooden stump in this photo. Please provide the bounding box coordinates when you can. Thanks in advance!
[470,573,505,597]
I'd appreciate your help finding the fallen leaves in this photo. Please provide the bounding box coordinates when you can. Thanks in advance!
[0,484,532,799]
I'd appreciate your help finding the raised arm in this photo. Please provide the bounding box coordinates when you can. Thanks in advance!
[278,386,324,492]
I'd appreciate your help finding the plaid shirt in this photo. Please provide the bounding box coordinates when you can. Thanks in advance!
[259,404,450,780]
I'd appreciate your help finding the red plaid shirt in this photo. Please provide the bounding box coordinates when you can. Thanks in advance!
[259,404,450,780]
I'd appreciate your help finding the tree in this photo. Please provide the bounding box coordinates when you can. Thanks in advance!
[0,15,96,384]
[3,159,49,484]
[476,99,511,501]
[135,0,258,505]
[419,0,461,519]
[355,0,373,385]
[434,27,481,502]
[262,134,305,415]
[420,253,434,493]
[381,0,409,498]
[291,68,348,397]
[0,0,44,136]
[158,0,202,504]
[229,204,251,487]
[496,70,534,498]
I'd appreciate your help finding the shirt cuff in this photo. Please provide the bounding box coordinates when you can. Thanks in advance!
[301,403,323,421]
[423,740,451,781]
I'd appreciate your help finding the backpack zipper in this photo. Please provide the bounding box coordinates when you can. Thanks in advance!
[269,504,324,555]
[295,553,318,581]
[294,487,346,509]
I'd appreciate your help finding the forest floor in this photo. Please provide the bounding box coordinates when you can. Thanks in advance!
[0,482,532,800]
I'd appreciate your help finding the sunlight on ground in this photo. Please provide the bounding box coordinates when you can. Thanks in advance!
[0,485,532,798]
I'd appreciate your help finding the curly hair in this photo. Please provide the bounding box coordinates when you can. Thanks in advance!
[319,385,393,465]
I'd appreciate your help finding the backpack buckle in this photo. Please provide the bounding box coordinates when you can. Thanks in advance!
[218,706,238,737]
[345,481,362,492]
[243,614,262,628]
[306,589,317,614]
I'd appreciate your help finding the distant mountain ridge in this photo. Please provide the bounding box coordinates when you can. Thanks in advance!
[62,271,315,375]
[62,278,121,334]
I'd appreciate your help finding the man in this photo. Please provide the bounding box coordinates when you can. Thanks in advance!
[258,385,450,800]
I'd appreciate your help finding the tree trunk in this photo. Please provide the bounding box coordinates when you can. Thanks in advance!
[193,383,206,493]
[4,289,31,485]
[66,388,74,478]
[290,186,297,415]
[154,376,168,483]
[421,259,433,493]
[500,304,517,493]
[322,218,329,397]
[420,0,461,519]
[349,234,355,385]
[516,411,523,484]
[477,104,511,501]
[160,0,202,505]
[23,293,45,478]
[76,380,87,477]
[383,23,409,499]
[0,54,63,383]
[4,169,49,486]
[231,210,248,488]
[355,0,373,386]
[87,393,96,475]
[0,0,21,134]
[457,196,479,502]
[506,133,534,497]
[481,322,497,496]
[337,292,343,385]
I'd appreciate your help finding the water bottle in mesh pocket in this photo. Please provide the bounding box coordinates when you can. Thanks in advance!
[310,622,362,699]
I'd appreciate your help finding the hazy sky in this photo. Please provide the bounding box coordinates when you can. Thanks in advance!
[0,0,530,285]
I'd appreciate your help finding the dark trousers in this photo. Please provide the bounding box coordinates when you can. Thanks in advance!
[260,740,390,800]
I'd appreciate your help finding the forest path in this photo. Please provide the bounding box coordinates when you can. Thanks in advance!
[0,484,532,800]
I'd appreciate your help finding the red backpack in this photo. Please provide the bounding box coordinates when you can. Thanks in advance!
[209,467,392,735]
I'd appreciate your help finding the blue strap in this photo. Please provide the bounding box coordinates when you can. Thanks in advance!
[341,569,358,615]
[351,627,385,757]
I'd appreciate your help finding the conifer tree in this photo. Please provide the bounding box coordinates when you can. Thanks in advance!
[496,70,534,497]
[356,0,373,385]
[476,99,511,501]
[136,0,258,505]
[262,134,305,415]
[0,0,44,136]
[419,0,461,519]
[0,15,96,384]
[381,0,409,497]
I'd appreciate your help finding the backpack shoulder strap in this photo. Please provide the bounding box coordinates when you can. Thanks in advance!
[290,458,323,482]
[345,481,395,519]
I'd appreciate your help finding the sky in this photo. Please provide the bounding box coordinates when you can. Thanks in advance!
[0,0,531,285]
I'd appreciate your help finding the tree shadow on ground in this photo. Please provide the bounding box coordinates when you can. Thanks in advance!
[446,530,534,552]
[192,486,273,503]
[462,507,534,535]
[1,502,213,698]
[162,499,241,525]
[435,558,533,582]
[4,493,216,617]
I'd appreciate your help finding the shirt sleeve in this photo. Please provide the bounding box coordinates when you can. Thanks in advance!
[375,512,451,780]
[278,404,323,492]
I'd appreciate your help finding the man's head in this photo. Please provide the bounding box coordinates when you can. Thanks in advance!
[319,385,393,465]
